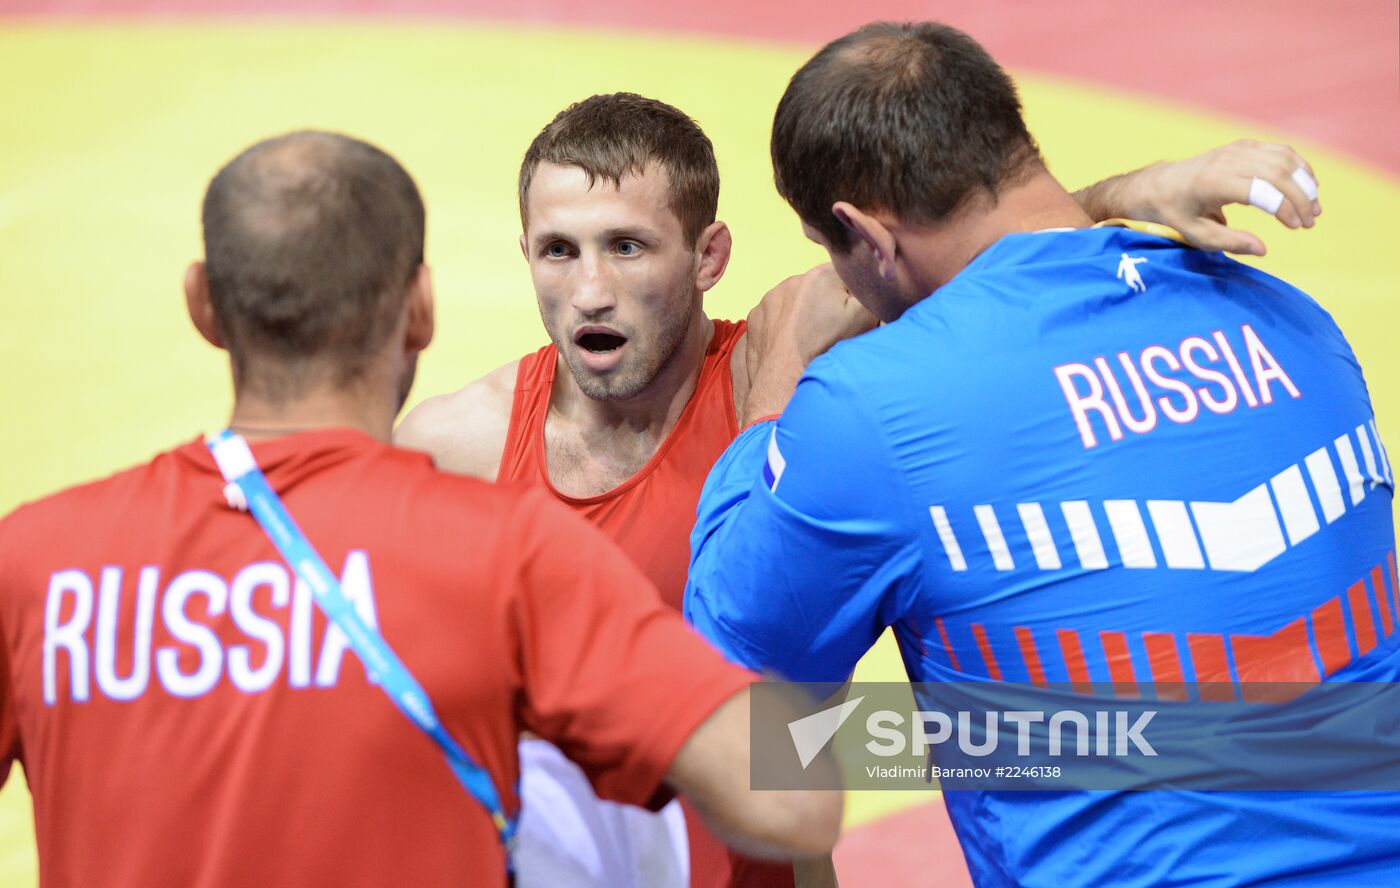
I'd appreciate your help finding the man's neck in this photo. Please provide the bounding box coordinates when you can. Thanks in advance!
[227,384,397,444]
[907,169,1095,297]
[550,313,715,441]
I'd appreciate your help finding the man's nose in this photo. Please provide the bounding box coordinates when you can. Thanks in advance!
[571,253,617,315]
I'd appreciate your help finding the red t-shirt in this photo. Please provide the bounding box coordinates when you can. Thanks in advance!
[0,429,751,888]
[499,319,744,611]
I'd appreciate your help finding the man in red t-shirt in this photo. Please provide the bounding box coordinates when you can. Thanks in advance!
[0,130,844,888]
[395,92,1326,888]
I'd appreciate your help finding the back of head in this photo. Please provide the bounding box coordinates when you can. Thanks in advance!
[202,130,425,398]
[518,92,719,244]
[771,22,1041,248]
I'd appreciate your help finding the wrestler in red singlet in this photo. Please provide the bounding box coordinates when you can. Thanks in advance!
[497,318,790,888]
[499,320,743,610]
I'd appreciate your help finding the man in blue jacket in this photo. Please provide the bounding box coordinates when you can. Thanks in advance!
[686,20,1400,886]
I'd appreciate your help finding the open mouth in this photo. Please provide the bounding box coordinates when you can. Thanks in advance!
[575,330,628,354]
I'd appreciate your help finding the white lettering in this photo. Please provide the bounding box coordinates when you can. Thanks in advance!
[1139,345,1199,423]
[228,562,289,694]
[289,576,314,688]
[1213,330,1260,407]
[1054,362,1123,449]
[314,551,378,688]
[1242,324,1302,403]
[1096,353,1158,434]
[1060,326,1297,448]
[46,554,382,704]
[1117,711,1158,756]
[1004,710,1045,756]
[43,569,94,705]
[1180,337,1239,414]
[95,566,157,701]
[1048,710,1091,756]
[156,570,228,698]
[912,711,953,756]
[865,711,906,756]
[958,711,998,757]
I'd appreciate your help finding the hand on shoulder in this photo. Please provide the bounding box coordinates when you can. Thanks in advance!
[737,265,878,426]
[1078,140,1321,256]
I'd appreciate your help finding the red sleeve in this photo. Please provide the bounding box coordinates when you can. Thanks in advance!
[0,516,24,790]
[505,489,754,810]
[0,633,18,792]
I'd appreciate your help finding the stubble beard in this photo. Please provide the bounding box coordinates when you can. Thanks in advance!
[563,294,697,403]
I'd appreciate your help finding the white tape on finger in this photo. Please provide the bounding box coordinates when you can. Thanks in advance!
[1248,177,1285,215]
[1292,166,1319,202]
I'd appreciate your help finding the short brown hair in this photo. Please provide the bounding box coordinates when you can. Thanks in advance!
[202,130,425,398]
[518,93,719,244]
[772,22,1041,249]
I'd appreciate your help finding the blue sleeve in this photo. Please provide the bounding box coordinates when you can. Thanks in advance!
[684,355,922,682]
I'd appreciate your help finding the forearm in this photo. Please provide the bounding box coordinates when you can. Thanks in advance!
[1072,141,1322,255]
[795,857,841,888]
[740,372,800,428]
[1072,163,1163,223]
[666,688,844,860]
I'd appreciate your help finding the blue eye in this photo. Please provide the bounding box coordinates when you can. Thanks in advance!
[616,241,641,256]
[545,242,570,258]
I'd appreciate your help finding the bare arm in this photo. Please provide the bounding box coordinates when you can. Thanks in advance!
[795,858,841,888]
[665,687,844,860]
[1074,140,1321,256]
[511,499,843,861]
[393,360,519,480]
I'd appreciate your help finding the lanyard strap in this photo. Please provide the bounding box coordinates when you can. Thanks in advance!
[208,430,517,865]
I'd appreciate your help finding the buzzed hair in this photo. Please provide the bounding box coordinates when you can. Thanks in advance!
[201,130,425,398]
[518,93,720,244]
[771,22,1042,249]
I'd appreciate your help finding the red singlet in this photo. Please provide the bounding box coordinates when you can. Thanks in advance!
[499,319,796,888]
[499,319,744,612]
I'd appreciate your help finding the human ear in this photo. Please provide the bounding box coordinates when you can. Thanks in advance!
[694,220,733,292]
[832,202,899,282]
[404,263,435,352]
[184,261,225,349]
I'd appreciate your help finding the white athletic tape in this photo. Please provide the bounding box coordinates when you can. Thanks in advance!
[1292,166,1319,202]
[1248,177,1285,215]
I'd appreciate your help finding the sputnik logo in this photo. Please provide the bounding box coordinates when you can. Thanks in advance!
[788,696,864,768]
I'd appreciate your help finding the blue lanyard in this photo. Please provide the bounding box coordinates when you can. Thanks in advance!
[208,430,518,867]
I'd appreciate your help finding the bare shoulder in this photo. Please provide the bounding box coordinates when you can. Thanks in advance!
[394,360,520,480]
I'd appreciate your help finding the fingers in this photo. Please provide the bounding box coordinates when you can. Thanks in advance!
[799,264,852,302]
[1270,165,1317,230]
[1230,140,1319,229]
[1284,145,1320,212]
[1179,215,1267,257]
[1247,177,1286,216]
[801,263,842,294]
